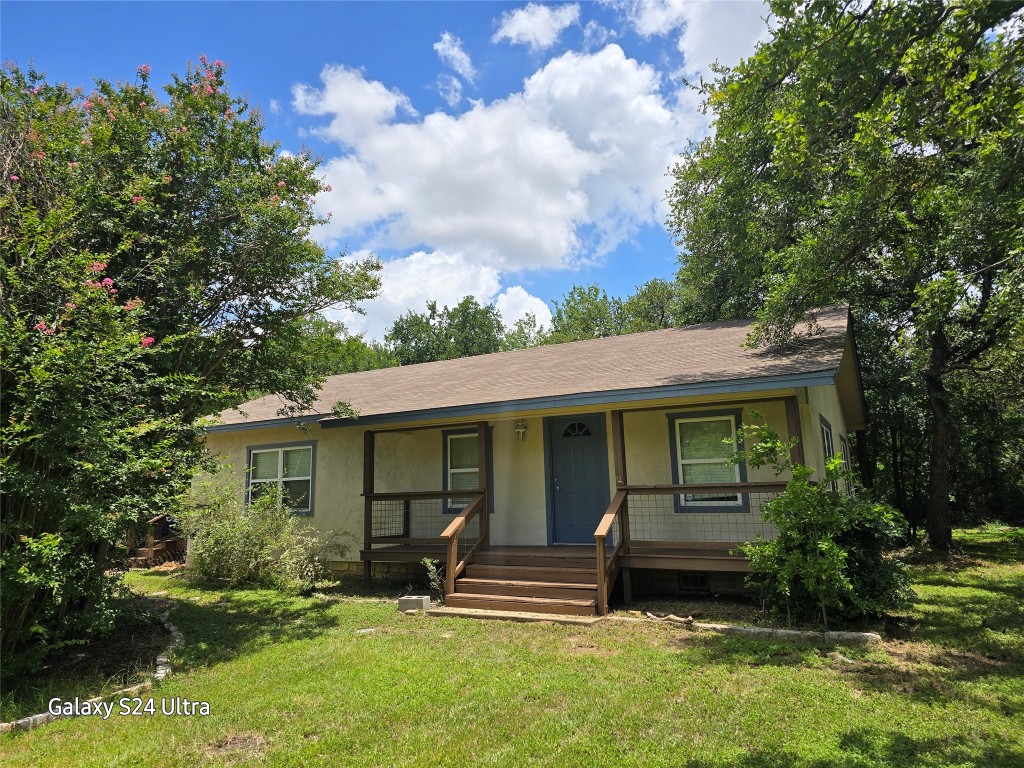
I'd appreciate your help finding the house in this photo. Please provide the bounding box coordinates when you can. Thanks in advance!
[205,305,865,616]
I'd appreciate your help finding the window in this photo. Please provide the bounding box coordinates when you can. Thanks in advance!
[444,432,479,512]
[671,413,743,510]
[820,416,838,492]
[248,444,314,515]
[839,434,853,494]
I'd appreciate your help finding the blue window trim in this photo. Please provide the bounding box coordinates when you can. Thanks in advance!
[245,440,317,516]
[440,428,494,514]
[667,409,749,513]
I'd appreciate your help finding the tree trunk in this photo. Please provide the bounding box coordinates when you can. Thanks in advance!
[924,334,954,550]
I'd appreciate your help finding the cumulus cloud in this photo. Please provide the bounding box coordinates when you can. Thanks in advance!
[434,31,476,83]
[292,64,417,146]
[493,3,580,50]
[304,44,681,271]
[268,98,281,115]
[324,250,551,340]
[612,0,770,78]
[437,73,463,107]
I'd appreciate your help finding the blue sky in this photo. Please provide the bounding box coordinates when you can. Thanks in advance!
[2,1,771,339]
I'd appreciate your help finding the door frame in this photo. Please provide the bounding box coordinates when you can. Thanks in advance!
[543,412,611,545]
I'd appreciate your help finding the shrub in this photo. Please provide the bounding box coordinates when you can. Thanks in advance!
[735,417,913,629]
[175,468,348,591]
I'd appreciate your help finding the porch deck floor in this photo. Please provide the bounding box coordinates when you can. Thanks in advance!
[361,542,750,572]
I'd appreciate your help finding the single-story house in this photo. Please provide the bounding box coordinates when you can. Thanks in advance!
[205,305,865,616]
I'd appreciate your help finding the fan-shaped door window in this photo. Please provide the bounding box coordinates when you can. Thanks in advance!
[562,421,593,438]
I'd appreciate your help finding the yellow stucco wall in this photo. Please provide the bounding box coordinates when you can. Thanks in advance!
[204,388,851,560]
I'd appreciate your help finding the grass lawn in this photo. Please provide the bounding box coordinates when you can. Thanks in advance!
[2,525,1022,767]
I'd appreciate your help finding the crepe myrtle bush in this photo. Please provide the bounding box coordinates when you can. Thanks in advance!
[1,60,379,675]
[733,414,913,629]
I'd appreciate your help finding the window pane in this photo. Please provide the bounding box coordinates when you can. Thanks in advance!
[450,470,479,490]
[449,436,478,470]
[251,451,279,481]
[678,420,733,460]
[681,462,736,484]
[282,479,311,510]
[283,447,312,478]
[249,481,272,502]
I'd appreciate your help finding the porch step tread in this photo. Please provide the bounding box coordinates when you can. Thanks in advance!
[454,578,597,600]
[445,593,597,616]
[458,577,597,590]
[464,564,599,584]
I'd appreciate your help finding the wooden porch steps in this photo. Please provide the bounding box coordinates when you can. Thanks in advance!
[450,550,601,616]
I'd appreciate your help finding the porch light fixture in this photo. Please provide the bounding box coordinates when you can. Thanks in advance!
[514,420,527,441]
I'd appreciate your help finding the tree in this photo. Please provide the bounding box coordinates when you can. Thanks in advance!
[1,60,380,669]
[546,284,624,342]
[669,0,1024,548]
[386,296,507,364]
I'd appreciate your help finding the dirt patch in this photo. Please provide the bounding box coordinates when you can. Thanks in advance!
[205,732,268,761]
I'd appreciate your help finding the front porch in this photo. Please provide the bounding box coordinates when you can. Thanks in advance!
[359,409,796,616]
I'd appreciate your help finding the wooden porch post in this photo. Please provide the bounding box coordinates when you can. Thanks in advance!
[477,421,490,548]
[784,396,806,467]
[363,429,375,586]
[611,410,632,604]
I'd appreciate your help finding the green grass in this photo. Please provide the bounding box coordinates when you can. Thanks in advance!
[3,526,1022,767]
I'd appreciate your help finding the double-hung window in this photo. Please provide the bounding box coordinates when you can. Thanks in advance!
[248,444,314,515]
[445,432,479,512]
[672,414,742,510]
[820,417,838,492]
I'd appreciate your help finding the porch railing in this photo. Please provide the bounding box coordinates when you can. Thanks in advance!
[592,482,788,614]
[440,494,487,595]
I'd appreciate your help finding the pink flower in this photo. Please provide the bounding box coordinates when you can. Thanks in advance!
[107,110,116,120]
[141,336,155,348]
[9,175,18,182]
[83,99,93,109]
[159,107,169,115]
[125,298,142,311]
[200,53,208,64]
[89,261,107,272]
[31,85,41,94]
[138,63,152,76]
[327,212,333,218]
[69,162,80,168]
[101,277,114,287]
[270,194,280,203]
[204,84,214,95]
[32,151,45,160]
[206,70,215,80]
[214,59,224,68]
[65,302,77,310]
[277,180,286,188]
[33,320,48,331]
[131,195,144,204]
[324,184,333,192]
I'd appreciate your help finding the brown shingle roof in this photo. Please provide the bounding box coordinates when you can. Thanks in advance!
[213,306,851,429]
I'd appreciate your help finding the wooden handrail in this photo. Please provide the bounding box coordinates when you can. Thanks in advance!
[363,490,486,500]
[620,482,788,495]
[440,494,486,595]
[594,491,629,616]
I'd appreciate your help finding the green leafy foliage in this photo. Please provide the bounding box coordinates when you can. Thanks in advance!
[0,60,379,672]
[735,417,913,628]
[176,468,348,591]
[668,1,1024,547]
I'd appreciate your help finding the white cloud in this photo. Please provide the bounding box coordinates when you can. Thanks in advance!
[612,0,770,78]
[434,31,476,83]
[437,74,463,107]
[268,98,281,115]
[582,20,614,51]
[292,64,417,146]
[493,3,580,51]
[496,285,552,328]
[325,250,550,341]
[306,44,680,270]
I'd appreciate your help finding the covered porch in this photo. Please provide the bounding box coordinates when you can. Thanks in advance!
[359,401,804,616]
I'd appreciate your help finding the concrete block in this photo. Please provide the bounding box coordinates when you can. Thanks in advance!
[398,595,431,612]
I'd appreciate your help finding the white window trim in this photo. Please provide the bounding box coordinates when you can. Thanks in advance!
[820,417,838,492]
[248,445,313,515]
[674,415,742,508]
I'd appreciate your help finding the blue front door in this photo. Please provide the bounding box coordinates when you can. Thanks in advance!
[549,414,610,544]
